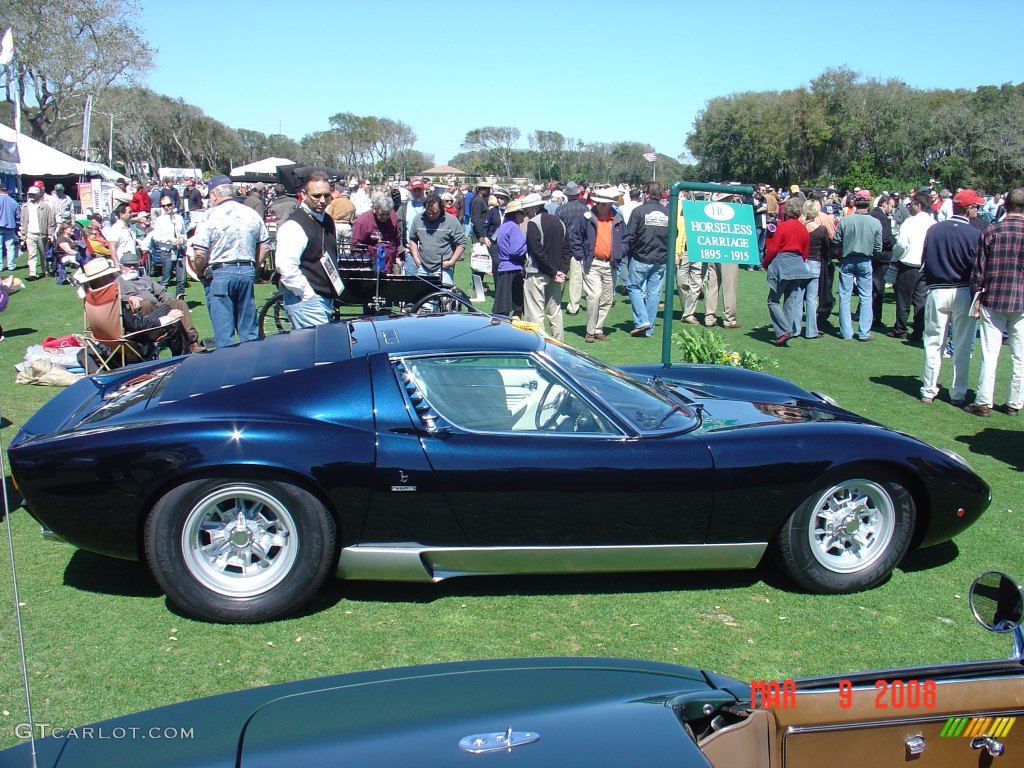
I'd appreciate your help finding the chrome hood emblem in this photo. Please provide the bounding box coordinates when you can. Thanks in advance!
[460,727,540,754]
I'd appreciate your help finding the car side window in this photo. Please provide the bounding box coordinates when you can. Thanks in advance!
[398,354,617,434]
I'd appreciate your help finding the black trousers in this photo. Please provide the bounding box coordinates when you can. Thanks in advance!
[892,263,926,339]
[871,259,889,326]
[817,259,835,323]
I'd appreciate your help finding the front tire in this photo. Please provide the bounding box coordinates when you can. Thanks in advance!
[144,479,336,623]
[773,472,915,594]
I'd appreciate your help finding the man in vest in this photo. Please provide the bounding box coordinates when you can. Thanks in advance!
[275,171,339,328]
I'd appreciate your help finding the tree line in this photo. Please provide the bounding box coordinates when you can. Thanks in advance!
[453,126,690,185]
[685,67,1024,194]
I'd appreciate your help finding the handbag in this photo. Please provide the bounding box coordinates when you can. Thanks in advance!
[470,242,491,273]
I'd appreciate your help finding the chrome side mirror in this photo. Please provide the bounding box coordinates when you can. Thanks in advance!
[969,571,1024,659]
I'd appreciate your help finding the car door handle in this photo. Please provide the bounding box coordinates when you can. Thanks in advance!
[390,426,451,440]
[972,736,1005,757]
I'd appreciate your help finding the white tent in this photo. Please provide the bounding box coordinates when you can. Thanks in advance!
[230,156,295,175]
[0,122,88,176]
[83,161,123,181]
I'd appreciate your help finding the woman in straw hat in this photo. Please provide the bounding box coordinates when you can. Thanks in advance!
[493,199,527,317]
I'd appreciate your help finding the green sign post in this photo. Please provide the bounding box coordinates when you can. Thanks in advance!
[661,181,754,366]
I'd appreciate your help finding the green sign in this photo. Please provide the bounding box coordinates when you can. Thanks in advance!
[681,199,759,265]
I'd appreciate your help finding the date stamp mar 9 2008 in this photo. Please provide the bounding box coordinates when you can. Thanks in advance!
[750,679,937,710]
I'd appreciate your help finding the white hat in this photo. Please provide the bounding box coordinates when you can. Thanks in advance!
[519,193,544,209]
[590,187,619,204]
[75,257,118,284]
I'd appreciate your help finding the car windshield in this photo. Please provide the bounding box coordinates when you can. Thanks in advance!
[542,340,698,434]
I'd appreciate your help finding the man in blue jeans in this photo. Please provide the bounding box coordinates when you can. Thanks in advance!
[0,186,20,270]
[833,190,882,340]
[625,182,668,337]
[191,175,270,348]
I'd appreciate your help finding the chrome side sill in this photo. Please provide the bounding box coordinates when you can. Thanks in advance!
[336,542,767,582]
[40,527,66,543]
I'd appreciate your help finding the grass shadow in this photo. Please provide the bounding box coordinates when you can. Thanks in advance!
[63,549,163,598]
[869,374,922,399]
[0,327,39,341]
[1,479,23,522]
[333,568,763,606]
[899,540,960,573]
[955,428,1024,472]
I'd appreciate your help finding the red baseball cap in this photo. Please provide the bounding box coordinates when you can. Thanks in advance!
[953,189,985,207]
[409,178,425,190]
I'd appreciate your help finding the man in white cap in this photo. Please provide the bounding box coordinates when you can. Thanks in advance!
[19,186,55,280]
[571,187,626,342]
[51,183,74,228]
[522,193,569,340]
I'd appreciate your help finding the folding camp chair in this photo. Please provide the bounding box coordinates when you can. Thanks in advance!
[81,281,166,371]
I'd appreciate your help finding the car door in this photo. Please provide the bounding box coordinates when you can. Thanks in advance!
[392,352,714,550]
[696,664,1024,768]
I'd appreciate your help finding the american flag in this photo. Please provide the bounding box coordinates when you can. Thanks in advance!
[643,152,658,163]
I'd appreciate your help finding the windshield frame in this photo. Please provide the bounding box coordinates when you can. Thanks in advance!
[538,339,700,436]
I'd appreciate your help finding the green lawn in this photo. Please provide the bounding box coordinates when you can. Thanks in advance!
[0,261,1021,747]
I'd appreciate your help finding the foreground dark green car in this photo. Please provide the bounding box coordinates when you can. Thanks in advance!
[1,571,1021,767]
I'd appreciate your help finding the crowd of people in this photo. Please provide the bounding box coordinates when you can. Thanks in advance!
[750,181,1021,416]
[0,170,1020,418]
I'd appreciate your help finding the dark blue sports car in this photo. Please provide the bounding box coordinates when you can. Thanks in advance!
[8,314,990,622]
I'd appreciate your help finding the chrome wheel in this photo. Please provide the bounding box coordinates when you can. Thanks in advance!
[806,479,895,574]
[181,484,298,597]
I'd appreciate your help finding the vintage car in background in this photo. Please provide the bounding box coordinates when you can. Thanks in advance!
[0,571,1020,766]
[8,314,990,622]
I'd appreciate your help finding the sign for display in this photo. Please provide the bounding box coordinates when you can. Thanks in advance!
[681,199,759,265]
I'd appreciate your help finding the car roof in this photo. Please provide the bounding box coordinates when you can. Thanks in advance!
[157,314,543,405]
[365,313,545,357]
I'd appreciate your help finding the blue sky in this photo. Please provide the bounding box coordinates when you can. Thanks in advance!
[138,0,1024,169]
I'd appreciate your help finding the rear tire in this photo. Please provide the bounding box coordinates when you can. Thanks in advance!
[773,471,914,594]
[258,292,292,338]
[144,479,336,623]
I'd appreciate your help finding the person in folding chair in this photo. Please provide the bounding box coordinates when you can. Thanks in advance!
[76,258,189,371]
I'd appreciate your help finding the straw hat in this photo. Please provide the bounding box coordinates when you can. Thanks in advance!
[75,258,118,284]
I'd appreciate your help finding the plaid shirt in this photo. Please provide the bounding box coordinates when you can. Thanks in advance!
[974,213,1024,313]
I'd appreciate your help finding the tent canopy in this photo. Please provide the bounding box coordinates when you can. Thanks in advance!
[83,161,123,181]
[275,164,345,194]
[230,156,296,176]
[0,123,88,176]
[420,164,467,176]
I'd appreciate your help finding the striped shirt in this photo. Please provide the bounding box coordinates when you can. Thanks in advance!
[973,213,1024,313]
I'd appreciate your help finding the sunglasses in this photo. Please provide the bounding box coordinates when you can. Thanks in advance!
[306,192,331,200]
[161,203,174,208]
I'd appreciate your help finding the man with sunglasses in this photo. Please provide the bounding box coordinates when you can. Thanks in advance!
[150,195,187,294]
[275,171,339,328]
